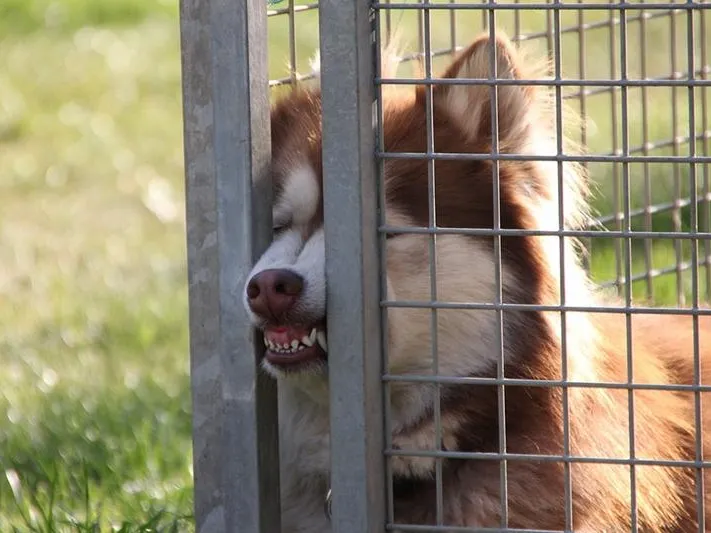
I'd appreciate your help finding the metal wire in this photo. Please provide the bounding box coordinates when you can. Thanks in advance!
[701,8,710,304]
[609,4,623,296]
[375,3,708,11]
[384,449,711,469]
[699,10,711,529]
[486,18,510,530]
[671,8,685,306]
[686,6,705,530]
[551,6,573,529]
[381,226,711,240]
[419,2,446,525]
[382,300,711,315]
[389,525,569,533]
[376,76,711,88]
[617,6,639,529]
[383,373,711,393]
[266,2,318,89]
[374,7,397,528]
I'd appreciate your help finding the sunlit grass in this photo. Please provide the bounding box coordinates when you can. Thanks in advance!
[0,13,191,532]
[0,0,177,35]
[0,0,708,530]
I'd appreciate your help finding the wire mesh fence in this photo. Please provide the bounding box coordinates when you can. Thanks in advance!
[268,0,710,304]
[182,0,711,531]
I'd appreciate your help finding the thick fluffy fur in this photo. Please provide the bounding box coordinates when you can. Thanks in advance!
[245,31,711,531]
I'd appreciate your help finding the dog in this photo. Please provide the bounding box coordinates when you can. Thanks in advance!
[242,30,711,531]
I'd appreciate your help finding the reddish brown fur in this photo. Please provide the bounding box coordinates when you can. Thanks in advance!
[390,313,711,530]
[268,32,711,531]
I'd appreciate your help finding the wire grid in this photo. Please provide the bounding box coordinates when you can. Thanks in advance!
[266,0,710,531]
[268,1,711,301]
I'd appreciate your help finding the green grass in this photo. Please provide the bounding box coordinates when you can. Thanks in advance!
[0,0,709,531]
[0,0,177,35]
[0,4,191,531]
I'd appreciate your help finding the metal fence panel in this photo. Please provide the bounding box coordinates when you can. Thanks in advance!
[180,0,711,531]
[319,2,387,533]
[371,2,709,532]
[180,0,280,531]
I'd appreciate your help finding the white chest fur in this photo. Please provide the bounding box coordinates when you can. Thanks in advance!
[277,378,332,533]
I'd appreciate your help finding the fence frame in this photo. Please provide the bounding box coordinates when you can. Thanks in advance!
[179,0,281,531]
[319,2,388,532]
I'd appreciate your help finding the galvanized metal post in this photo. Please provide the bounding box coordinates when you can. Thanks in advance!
[319,1,387,533]
[179,0,280,531]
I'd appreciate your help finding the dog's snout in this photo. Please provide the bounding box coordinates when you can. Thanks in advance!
[247,268,304,321]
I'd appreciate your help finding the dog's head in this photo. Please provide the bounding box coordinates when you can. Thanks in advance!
[243,32,589,387]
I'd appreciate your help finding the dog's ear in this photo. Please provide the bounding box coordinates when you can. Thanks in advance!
[428,33,591,230]
[430,32,542,151]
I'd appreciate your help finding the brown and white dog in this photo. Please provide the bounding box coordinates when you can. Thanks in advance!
[243,30,711,532]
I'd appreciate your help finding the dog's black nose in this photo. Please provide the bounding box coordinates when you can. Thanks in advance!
[247,269,304,321]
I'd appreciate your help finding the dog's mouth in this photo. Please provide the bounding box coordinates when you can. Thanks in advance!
[263,324,327,367]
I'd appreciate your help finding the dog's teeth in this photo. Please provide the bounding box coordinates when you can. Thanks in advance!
[316,331,327,351]
[291,340,300,350]
[302,335,314,347]
[309,328,317,342]
[263,337,269,347]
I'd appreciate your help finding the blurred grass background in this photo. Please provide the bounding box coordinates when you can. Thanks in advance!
[0,0,708,531]
[0,1,191,531]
